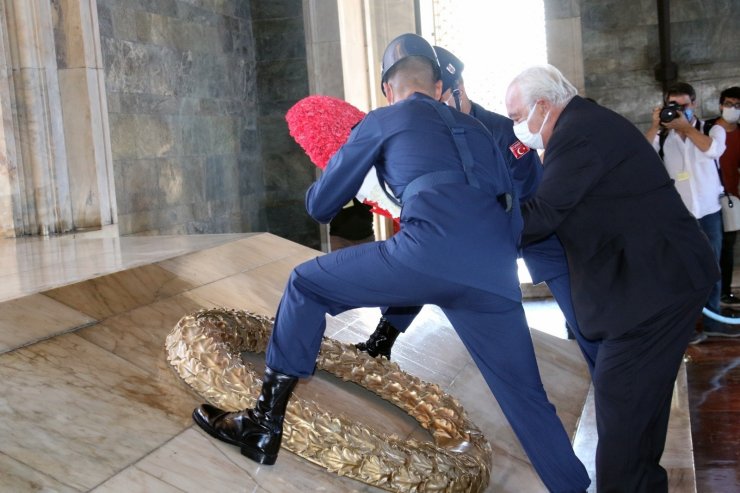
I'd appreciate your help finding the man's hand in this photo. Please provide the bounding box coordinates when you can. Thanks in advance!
[661,111,692,132]
[650,106,662,129]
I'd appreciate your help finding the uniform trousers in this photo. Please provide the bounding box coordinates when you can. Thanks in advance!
[266,241,590,493]
[593,287,709,493]
[383,234,600,374]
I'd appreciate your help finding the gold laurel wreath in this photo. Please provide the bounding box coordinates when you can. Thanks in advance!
[165,308,492,492]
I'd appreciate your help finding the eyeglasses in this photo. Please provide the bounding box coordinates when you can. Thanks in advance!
[722,101,740,110]
[667,101,690,109]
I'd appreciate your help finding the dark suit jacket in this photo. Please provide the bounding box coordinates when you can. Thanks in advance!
[522,96,719,340]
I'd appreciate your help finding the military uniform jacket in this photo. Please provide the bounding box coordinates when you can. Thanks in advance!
[522,96,719,340]
[470,101,542,202]
[469,102,568,282]
[306,92,522,301]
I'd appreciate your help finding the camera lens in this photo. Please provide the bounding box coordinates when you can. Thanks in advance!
[659,103,681,123]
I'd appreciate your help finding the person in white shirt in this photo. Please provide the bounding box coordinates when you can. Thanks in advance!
[645,82,727,344]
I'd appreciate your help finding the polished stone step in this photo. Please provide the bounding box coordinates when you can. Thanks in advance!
[0,232,695,492]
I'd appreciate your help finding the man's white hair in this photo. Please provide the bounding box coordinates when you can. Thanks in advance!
[511,64,578,108]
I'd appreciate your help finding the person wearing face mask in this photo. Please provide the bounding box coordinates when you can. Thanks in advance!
[505,65,718,493]
[644,82,728,343]
[356,46,600,375]
[709,87,740,323]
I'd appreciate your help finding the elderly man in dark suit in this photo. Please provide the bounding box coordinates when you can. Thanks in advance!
[505,65,719,493]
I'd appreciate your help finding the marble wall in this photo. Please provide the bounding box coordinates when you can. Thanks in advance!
[97,0,318,248]
[98,0,257,237]
[251,0,317,249]
[544,0,740,129]
[0,1,75,237]
[4,1,738,244]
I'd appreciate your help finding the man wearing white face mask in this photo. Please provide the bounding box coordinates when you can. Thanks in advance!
[506,65,719,493]
[711,87,740,317]
[512,102,551,149]
[645,82,728,343]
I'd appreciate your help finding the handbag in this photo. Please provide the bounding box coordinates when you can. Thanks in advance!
[720,193,740,232]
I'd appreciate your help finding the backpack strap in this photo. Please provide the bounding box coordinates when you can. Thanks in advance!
[658,130,668,160]
[701,118,725,192]
[703,117,718,136]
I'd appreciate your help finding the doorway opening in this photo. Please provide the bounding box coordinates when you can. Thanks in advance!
[418,0,548,115]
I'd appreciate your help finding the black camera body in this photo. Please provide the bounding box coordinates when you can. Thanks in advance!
[659,102,683,123]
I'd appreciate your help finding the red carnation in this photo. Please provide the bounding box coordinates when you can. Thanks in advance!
[285,95,366,169]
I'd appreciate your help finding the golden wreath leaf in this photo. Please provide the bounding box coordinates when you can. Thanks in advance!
[166,308,492,492]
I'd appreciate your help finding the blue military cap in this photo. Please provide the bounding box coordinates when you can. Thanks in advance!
[434,46,464,94]
[381,33,441,95]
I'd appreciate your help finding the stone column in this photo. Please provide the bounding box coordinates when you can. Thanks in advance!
[0,0,74,236]
[55,0,116,230]
[0,3,20,234]
[544,0,585,95]
[362,0,416,110]
[302,0,346,252]
[338,0,415,240]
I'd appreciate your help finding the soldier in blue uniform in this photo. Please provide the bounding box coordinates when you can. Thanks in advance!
[192,34,590,492]
[357,46,599,374]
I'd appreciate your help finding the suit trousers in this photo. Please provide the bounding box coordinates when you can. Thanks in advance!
[593,287,710,493]
[265,241,590,493]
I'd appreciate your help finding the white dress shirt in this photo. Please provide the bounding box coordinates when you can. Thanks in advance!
[653,120,727,218]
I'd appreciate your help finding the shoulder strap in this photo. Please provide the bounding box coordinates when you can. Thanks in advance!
[699,117,725,191]
[703,117,718,136]
[378,99,512,211]
[421,99,480,190]
[375,99,480,209]
[419,99,512,211]
[658,130,668,160]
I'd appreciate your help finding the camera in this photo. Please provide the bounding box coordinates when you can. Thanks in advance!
[659,102,683,123]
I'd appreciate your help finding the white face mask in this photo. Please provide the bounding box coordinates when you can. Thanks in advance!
[513,103,550,149]
[723,107,740,124]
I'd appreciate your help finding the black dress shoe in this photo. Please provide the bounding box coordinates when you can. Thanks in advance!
[355,317,401,359]
[192,367,298,465]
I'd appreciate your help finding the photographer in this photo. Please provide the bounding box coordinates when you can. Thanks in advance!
[645,82,727,343]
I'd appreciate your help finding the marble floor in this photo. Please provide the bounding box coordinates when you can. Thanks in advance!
[685,337,740,492]
[0,231,697,492]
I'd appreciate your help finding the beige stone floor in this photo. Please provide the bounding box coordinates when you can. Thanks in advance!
[0,232,695,492]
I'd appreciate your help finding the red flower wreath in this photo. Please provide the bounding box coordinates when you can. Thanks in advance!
[286,96,400,226]
[285,95,366,169]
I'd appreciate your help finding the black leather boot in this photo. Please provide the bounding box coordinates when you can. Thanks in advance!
[355,317,401,359]
[192,366,298,465]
